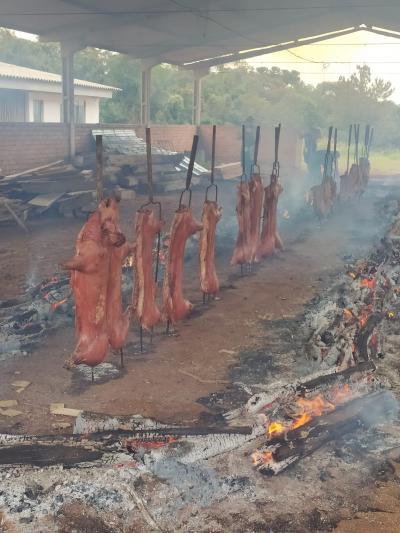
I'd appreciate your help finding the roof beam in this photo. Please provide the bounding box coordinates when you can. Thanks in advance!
[181,26,364,69]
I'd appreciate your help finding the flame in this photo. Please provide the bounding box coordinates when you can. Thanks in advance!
[51,298,67,311]
[292,413,312,428]
[267,421,286,438]
[358,306,372,328]
[387,310,396,320]
[252,449,273,466]
[265,386,351,440]
[347,271,357,280]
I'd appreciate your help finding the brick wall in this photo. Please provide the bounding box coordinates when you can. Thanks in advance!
[199,124,302,172]
[0,122,301,176]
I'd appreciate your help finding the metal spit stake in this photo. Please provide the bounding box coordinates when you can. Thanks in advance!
[346,124,353,175]
[271,123,281,184]
[240,124,247,183]
[367,127,374,158]
[205,125,218,202]
[95,134,104,203]
[250,125,261,176]
[322,126,333,181]
[333,127,338,179]
[178,134,199,208]
[354,123,360,165]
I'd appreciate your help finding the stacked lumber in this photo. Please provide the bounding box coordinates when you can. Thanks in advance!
[93,128,208,194]
[0,162,96,223]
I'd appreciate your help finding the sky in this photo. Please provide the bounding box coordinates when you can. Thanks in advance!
[14,28,400,103]
[247,29,400,103]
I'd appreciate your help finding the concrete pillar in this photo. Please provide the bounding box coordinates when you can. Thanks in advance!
[140,58,159,126]
[192,68,209,126]
[61,43,81,159]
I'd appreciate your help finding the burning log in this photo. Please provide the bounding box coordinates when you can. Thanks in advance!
[253,390,395,475]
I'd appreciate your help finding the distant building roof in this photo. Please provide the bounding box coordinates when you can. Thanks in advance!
[0,61,120,91]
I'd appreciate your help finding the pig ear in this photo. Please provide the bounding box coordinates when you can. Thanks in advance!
[104,197,111,208]
[60,256,85,271]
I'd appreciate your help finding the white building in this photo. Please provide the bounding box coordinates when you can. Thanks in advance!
[0,61,118,123]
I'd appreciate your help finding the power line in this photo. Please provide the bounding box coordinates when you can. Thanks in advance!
[1,5,400,15]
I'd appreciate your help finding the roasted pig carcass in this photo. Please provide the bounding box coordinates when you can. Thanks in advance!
[311,174,336,218]
[231,181,252,265]
[248,173,264,263]
[359,156,370,191]
[163,206,203,324]
[62,198,125,367]
[106,198,135,353]
[199,200,222,295]
[257,180,284,259]
[340,163,361,202]
[132,208,164,331]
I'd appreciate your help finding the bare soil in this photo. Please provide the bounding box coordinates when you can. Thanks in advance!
[0,184,386,436]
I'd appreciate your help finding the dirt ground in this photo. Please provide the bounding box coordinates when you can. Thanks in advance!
[1,178,400,532]
[0,181,389,434]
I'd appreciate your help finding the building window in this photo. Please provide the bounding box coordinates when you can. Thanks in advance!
[75,100,86,123]
[33,99,44,122]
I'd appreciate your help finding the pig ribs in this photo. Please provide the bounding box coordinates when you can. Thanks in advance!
[132,208,164,331]
[257,180,284,259]
[231,181,252,265]
[199,200,222,295]
[163,206,203,324]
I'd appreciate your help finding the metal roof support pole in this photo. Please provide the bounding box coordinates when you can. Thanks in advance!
[140,58,159,126]
[61,42,80,160]
[192,68,209,127]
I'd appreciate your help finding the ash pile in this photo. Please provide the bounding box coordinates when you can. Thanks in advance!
[0,268,133,361]
[94,128,209,196]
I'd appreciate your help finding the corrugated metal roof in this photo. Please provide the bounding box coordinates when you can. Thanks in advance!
[0,61,120,91]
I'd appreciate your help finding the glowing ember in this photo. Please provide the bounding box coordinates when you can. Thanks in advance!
[252,449,273,466]
[360,277,375,290]
[343,308,355,322]
[51,298,67,311]
[347,271,357,280]
[387,310,396,320]
[126,436,177,450]
[358,307,372,328]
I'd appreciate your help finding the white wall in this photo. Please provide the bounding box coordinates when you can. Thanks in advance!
[27,91,100,123]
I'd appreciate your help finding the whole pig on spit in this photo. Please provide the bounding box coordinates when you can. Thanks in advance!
[199,200,222,296]
[231,181,252,266]
[61,197,126,368]
[163,205,203,325]
[132,208,164,331]
[257,179,284,260]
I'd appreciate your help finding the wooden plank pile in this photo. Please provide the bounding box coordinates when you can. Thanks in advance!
[93,128,209,194]
[0,162,97,223]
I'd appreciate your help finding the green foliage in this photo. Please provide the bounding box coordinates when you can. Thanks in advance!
[1,28,400,147]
